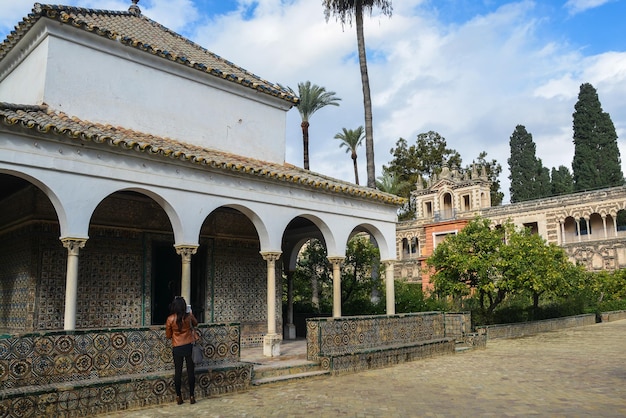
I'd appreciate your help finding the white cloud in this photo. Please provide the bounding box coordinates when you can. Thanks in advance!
[2,0,626,203]
[564,0,615,15]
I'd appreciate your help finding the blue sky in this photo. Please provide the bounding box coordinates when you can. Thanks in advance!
[2,0,626,203]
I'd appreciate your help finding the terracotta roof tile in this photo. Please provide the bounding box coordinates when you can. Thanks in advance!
[0,103,404,206]
[0,3,297,104]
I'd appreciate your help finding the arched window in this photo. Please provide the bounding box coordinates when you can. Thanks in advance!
[563,216,577,243]
[410,237,419,256]
[401,238,410,259]
[578,218,590,236]
[617,209,626,232]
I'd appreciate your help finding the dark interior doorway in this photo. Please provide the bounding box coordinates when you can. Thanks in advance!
[151,242,208,325]
[151,242,181,325]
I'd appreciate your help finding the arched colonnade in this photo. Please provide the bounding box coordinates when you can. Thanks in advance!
[0,165,397,356]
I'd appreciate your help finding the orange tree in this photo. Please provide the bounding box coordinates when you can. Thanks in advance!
[427,217,579,322]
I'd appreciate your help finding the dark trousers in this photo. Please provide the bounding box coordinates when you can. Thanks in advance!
[172,343,195,397]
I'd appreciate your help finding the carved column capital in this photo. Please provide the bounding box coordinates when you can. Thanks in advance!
[175,245,198,263]
[327,256,345,267]
[381,259,396,267]
[61,238,87,256]
[260,251,282,263]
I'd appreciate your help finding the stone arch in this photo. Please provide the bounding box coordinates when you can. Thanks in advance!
[401,237,410,259]
[606,213,616,238]
[0,170,65,235]
[617,209,626,232]
[348,223,394,261]
[95,187,181,237]
[0,172,65,332]
[280,215,332,270]
[563,216,577,243]
[87,189,178,327]
[440,192,453,220]
[588,212,603,239]
[213,203,270,251]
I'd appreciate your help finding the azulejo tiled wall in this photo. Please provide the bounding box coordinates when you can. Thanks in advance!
[306,313,459,374]
[212,238,280,347]
[0,323,250,417]
[0,224,38,332]
[306,312,446,361]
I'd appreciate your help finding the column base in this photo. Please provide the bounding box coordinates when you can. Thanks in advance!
[283,323,296,340]
[263,333,282,357]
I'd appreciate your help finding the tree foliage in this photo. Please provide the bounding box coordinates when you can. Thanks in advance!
[292,239,332,312]
[550,165,574,196]
[294,81,341,170]
[290,234,383,315]
[427,217,577,322]
[385,131,462,203]
[508,125,550,202]
[341,234,383,314]
[572,83,624,191]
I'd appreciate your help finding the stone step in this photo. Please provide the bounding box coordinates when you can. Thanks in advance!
[253,361,322,380]
[251,369,330,386]
[251,360,330,386]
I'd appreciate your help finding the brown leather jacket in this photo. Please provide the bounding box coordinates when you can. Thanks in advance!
[165,313,198,347]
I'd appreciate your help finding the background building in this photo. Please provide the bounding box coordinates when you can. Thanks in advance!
[396,163,626,290]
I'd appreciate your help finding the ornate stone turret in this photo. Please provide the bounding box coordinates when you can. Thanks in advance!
[411,160,492,221]
[129,0,141,15]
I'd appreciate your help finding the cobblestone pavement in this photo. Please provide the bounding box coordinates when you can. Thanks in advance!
[100,320,626,417]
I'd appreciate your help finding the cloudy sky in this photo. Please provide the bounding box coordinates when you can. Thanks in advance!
[2,0,626,203]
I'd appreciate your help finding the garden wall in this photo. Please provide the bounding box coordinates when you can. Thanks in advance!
[476,314,596,340]
[0,323,251,417]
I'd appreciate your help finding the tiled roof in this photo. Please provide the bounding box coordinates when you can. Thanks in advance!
[0,3,297,104]
[0,103,405,206]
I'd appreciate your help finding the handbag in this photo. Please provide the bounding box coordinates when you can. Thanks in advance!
[192,341,204,363]
[190,319,203,363]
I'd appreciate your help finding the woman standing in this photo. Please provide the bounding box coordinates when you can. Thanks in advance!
[165,296,198,405]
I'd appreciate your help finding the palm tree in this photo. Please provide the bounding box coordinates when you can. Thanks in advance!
[335,126,365,185]
[323,0,393,188]
[375,168,409,195]
[376,168,412,220]
[295,81,341,170]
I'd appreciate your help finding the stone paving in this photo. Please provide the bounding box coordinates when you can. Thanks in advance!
[99,320,626,417]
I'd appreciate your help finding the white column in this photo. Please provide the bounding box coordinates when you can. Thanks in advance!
[559,221,565,244]
[576,219,581,242]
[261,251,282,357]
[602,216,608,238]
[328,257,344,318]
[175,245,198,304]
[382,260,396,315]
[61,238,87,331]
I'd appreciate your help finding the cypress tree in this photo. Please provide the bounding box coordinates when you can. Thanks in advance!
[536,160,552,198]
[550,166,574,196]
[508,125,540,203]
[572,83,624,191]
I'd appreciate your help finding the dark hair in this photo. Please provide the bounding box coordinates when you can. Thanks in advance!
[170,296,187,332]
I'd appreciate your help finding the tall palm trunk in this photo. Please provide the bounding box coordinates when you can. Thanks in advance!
[352,152,360,185]
[301,121,310,170]
[355,5,376,188]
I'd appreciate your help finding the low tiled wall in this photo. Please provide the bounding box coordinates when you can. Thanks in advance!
[306,312,446,362]
[476,314,596,340]
[306,312,460,374]
[600,310,626,322]
[443,312,471,339]
[0,323,251,417]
